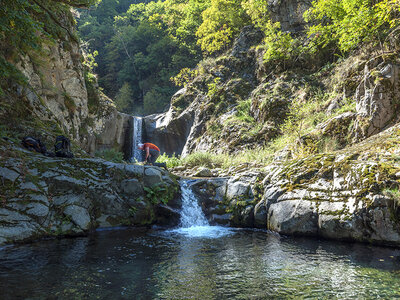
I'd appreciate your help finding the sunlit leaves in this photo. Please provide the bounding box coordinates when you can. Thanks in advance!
[304,0,400,53]
[196,0,250,54]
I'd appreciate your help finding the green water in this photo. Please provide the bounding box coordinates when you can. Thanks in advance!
[0,228,400,299]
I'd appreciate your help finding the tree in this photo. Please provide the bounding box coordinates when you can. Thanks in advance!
[304,0,400,53]
[196,0,250,54]
[114,82,133,113]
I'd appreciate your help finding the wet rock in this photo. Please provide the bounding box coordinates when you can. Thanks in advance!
[0,222,38,242]
[156,204,180,226]
[26,203,49,218]
[53,194,91,209]
[130,200,154,225]
[210,214,231,225]
[0,209,32,223]
[267,200,318,235]
[63,205,91,230]
[96,215,114,227]
[254,200,267,228]
[125,164,145,176]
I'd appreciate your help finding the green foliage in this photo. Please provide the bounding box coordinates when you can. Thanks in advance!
[144,185,169,205]
[171,67,199,87]
[82,49,98,72]
[196,0,250,54]
[77,0,206,115]
[262,21,298,63]
[143,88,167,115]
[114,82,133,113]
[183,152,224,168]
[241,0,269,30]
[157,153,182,168]
[233,99,254,123]
[304,0,400,53]
[84,70,100,114]
[207,77,222,98]
[95,148,124,163]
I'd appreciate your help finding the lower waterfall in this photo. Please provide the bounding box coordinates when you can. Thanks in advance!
[170,180,232,238]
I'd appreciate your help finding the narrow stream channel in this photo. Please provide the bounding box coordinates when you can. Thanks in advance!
[1,180,400,299]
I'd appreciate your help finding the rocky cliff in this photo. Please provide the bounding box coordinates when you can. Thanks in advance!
[0,11,131,157]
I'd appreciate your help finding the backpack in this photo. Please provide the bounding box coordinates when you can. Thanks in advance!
[54,135,74,158]
[22,136,47,154]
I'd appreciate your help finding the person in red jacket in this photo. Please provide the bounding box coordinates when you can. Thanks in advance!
[138,143,160,165]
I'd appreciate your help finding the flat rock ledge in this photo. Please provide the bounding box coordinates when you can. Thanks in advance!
[0,147,180,246]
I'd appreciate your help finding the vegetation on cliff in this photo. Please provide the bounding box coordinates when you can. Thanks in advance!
[0,0,99,94]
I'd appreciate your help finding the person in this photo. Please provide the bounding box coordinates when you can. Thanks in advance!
[138,142,160,165]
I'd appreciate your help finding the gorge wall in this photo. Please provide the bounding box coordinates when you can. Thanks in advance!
[1,12,131,157]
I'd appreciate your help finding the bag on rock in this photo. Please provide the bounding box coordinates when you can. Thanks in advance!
[54,135,74,158]
[21,136,47,154]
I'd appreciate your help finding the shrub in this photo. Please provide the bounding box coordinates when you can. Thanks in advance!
[157,153,182,168]
[262,21,298,64]
[171,68,199,87]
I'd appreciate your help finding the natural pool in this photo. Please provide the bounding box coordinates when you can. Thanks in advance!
[1,227,400,299]
[2,181,400,299]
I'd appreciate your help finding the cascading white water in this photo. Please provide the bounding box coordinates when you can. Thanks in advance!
[170,180,233,238]
[179,180,209,228]
[131,116,143,162]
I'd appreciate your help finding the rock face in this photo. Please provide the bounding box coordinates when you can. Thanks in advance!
[83,108,131,156]
[0,142,180,246]
[17,20,89,141]
[189,124,400,246]
[9,12,131,156]
[353,62,400,140]
[143,91,195,156]
[268,0,312,32]
[144,27,264,156]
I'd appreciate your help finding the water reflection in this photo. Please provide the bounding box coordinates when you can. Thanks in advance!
[0,229,400,299]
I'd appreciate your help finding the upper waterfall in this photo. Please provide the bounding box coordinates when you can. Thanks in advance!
[131,116,143,162]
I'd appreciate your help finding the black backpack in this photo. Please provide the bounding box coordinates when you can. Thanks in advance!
[54,135,74,158]
[22,136,47,154]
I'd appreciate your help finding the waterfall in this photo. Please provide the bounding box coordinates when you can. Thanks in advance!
[169,180,232,238]
[179,180,209,228]
[131,116,143,162]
